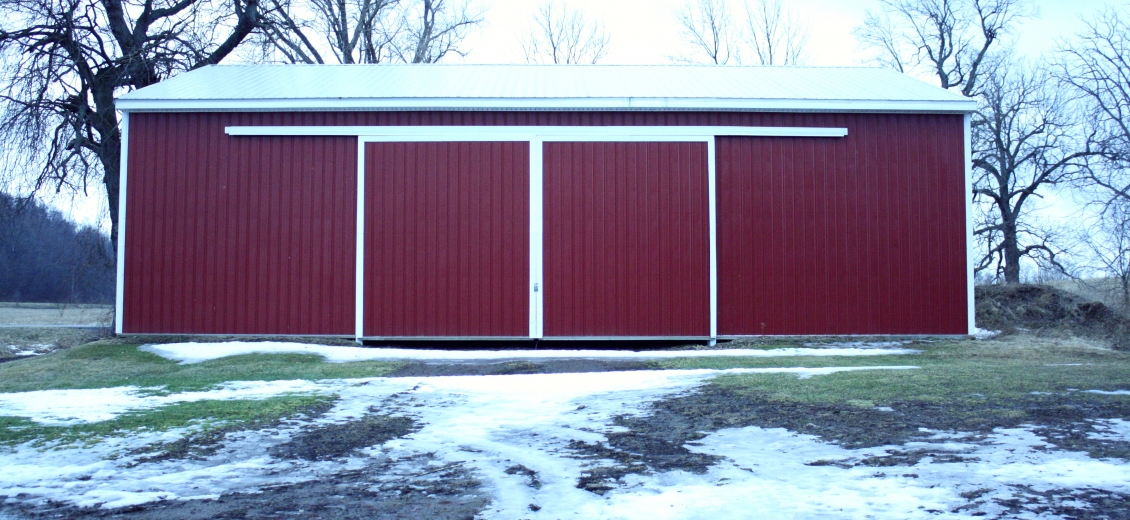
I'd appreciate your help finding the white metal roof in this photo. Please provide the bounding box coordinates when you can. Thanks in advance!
[116,64,977,113]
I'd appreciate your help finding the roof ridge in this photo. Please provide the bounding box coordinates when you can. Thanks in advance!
[205,63,891,70]
[117,65,975,112]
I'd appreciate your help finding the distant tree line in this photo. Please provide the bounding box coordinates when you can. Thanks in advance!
[0,192,114,303]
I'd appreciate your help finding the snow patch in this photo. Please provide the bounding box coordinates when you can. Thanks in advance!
[0,367,915,426]
[1086,389,1130,396]
[1088,419,1130,442]
[139,341,919,365]
[973,328,1002,339]
[0,380,327,425]
[3,367,1127,518]
[4,343,55,357]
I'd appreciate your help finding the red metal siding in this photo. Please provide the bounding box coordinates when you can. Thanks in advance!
[543,142,710,337]
[151,111,956,129]
[716,114,968,335]
[363,142,530,337]
[122,113,356,334]
[122,111,968,337]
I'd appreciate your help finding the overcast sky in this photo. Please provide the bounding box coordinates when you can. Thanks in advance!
[460,0,1112,67]
[54,0,1116,232]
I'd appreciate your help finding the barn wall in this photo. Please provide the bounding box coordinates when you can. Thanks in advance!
[122,111,968,336]
[134,111,956,128]
[717,115,968,335]
[363,142,530,337]
[122,113,357,334]
[542,142,710,337]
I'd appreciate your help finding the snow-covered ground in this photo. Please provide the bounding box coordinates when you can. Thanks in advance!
[140,341,919,364]
[2,344,54,357]
[1,366,1128,518]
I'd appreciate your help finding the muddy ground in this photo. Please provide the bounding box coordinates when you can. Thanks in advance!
[4,403,488,520]
[386,358,658,377]
[570,386,1130,499]
[0,327,111,361]
[3,358,1128,519]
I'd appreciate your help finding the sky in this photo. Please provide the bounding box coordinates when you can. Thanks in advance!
[47,0,1118,232]
[459,0,1112,67]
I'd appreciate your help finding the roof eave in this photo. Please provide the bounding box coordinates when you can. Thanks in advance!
[115,97,978,114]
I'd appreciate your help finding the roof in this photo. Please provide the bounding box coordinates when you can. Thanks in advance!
[116,64,977,113]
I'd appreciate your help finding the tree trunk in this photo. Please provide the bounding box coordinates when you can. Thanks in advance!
[102,137,120,258]
[92,82,122,259]
[1002,220,1021,284]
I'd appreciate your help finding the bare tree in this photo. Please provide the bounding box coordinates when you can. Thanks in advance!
[674,0,739,64]
[522,1,609,64]
[1077,199,1130,312]
[744,0,806,65]
[855,0,1030,96]
[972,61,1094,283]
[256,0,482,64]
[394,0,482,63]
[674,0,807,66]
[256,0,396,64]
[0,0,263,250]
[0,191,114,303]
[852,0,1090,284]
[1056,6,1130,210]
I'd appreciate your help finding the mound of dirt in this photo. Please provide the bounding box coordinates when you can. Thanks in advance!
[976,284,1130,349]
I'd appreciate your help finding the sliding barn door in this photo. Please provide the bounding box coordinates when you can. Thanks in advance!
[542,141,710,338]
[363,141,530,338]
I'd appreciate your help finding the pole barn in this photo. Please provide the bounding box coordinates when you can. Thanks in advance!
[113,64,977,342]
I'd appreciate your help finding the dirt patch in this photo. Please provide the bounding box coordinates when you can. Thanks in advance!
[0,327,111,359]
[385,359,657,378]
[128,399,338,466]
[4,458,487,520]
[6,411,474,520]
[566,384,1130,494]
[993,486,1130,520]
[268,414,417,461]
[976,284,1130,349]
[503,464,541,489]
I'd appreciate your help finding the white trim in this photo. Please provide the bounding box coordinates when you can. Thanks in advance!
[718,334,969,340]
[540,336,713,341]
[964,114,976,335]
[707,137,718,340]
[539,135,713,142]
[356,134,534,142]
[119,97,978,113]
[115,112,129,335]
[355,138,366,342]
[227,126,848,138]
[361,336,537,341]
[322,126,847,340]
[529,139,544,339]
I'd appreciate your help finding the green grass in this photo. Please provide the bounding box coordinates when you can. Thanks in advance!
[3,335,1127,449]
[659,338,1130,404]
[0,342,405,393]
[0,394,335,446]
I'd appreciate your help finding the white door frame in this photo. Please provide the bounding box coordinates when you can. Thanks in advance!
[223,125,849,342]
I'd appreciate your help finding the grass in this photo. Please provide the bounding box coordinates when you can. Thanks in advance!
[0,342,401,446]
[655,336,1130,404]
[0,341,405,393]
[3,334,1128,449]
[0,394,335,447]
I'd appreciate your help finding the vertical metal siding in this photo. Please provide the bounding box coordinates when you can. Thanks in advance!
[121,111,968,336]
[363,142,530,337]
[122,113,356,334]
[716,114,968,335]
[543,142,710,337]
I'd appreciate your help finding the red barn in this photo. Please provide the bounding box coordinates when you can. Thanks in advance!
[114,64,977,342]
